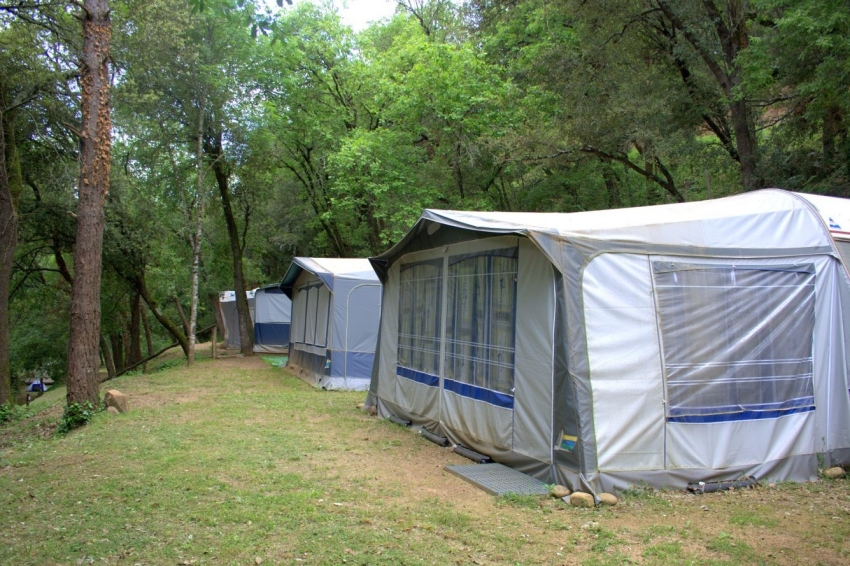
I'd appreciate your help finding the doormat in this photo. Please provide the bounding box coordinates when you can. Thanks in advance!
[445,463,549,496]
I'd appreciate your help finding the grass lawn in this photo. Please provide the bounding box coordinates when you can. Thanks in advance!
[1,348,849,565]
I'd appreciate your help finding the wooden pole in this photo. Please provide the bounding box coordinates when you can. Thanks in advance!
[212,326,217,360]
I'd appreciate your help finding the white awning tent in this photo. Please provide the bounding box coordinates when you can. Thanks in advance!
[218,289,256,349]
[280,258,382,391]
[252,285,292,354]
[366,189,850,492]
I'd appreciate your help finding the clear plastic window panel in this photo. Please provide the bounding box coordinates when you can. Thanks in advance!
[315,285,331,348]
[293,287,308,343]
[653,263,815,421]
[446,250,517,395]
[397,261,443,376]
[305,286,319,345]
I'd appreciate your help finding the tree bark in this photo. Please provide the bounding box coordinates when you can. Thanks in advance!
[602,166,621,208]
[205,130,253,355]
[100,334,116,380]
[186,101,205,365]
[109,332,124,373]
[209,292,225,342]
[140,303,153,373]
[66,0,112,407]
[0,79,22,406]
[126,291,143,367]
[173,297,190,336]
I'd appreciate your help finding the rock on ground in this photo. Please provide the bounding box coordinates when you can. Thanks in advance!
[104,390,129,413]
[551,485,571,498]
[598,492,618,506]
[824,466,846,479]
[570,492,594,507]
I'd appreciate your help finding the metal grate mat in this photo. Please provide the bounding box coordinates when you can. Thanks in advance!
[445,463,549,496]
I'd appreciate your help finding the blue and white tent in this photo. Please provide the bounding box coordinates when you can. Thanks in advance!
[252,285,292,354]
[218,289,256,349]
[280,258,382,390]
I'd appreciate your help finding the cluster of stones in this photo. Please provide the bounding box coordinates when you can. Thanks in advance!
[549,485,618,507]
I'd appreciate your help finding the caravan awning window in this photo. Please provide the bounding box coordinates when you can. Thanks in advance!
[653,262,816,423]
[445,248,518,397]
[397,260,443,381]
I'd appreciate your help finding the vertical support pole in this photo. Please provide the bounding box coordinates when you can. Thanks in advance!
[212,327,217,360]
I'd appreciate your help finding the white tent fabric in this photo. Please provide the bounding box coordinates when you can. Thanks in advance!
[253,286,292,354]
[218,289,256,349]
[796,192,850,268]
[366,189,850,492]
[281,258,382,390]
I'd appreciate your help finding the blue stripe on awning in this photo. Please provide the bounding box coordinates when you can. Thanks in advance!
[668,405,814,424]
[396,366,439,387]
[443,378,514,409]
[668,396,815,418]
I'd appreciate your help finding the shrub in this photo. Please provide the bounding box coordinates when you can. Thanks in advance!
[59,401,99,433]
[0,402,32,424]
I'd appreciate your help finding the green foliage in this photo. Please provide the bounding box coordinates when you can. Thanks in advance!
[741,0,850,192]
[0,402,32,424]
[9,0,850,382]
[59,401,99,434]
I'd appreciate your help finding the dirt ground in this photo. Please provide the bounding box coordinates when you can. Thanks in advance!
[215,355,850,565]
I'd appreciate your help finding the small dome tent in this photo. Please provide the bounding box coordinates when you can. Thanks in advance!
[366,189,850,492]
[280,258,382,391]
[252,285,292,354]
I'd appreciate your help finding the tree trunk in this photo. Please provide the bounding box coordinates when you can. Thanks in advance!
[66,0,112,408]
[127,291,143,367]
[729,97,758,191]
[109,332,124,374]
[205,130,253,355]
[657,0,760,191]
[173,297,190,336]
[0,80,22,406]
[187,102,205,365]
[100,334,116,380]
[602,165,621,208]
[141,303,153,373]
[136,274,190,357]
[210,292,225,342]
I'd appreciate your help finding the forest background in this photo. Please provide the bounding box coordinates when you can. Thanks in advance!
[1,0,848,409]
